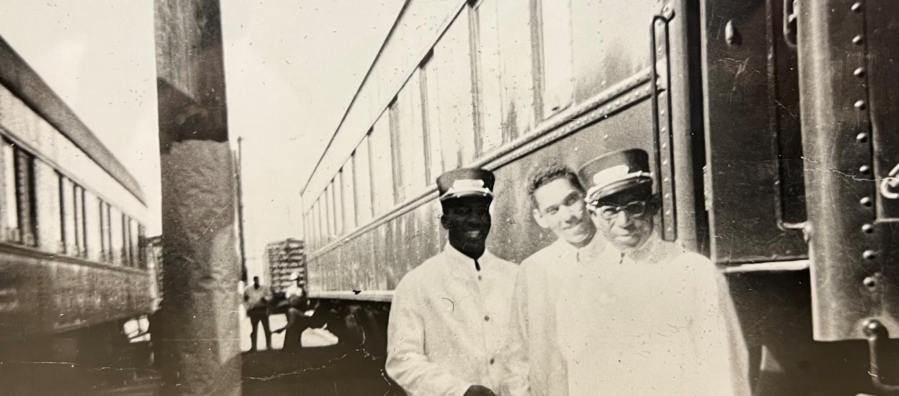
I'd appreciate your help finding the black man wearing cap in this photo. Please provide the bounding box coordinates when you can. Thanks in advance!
[386,168,518,396]
[554,149,749,395]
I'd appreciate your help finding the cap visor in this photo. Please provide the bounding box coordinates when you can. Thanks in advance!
[439,190,493,201]
[587,177,652,204]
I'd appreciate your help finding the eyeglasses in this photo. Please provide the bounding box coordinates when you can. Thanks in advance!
[592,201,648,220]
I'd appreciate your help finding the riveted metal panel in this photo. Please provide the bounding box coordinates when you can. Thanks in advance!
[798,0,898,340]
[701,0,806,264]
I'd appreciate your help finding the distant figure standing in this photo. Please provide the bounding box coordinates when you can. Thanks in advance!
[243,276,273,352]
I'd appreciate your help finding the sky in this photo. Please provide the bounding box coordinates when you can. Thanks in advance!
[0,0,404,277]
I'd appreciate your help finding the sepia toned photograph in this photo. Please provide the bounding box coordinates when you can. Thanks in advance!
[0,0,896,395]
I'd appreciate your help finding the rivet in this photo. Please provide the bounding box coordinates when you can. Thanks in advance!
[853,35,864,45]
[725,20,742,46]
[854,67,865,77]
[863,250,876,260]
[662,160,668,166]
[662,143,668,149]
[661,127,667,133]
[860,196,873,206]
[852,2,862,12]
[857,133,868,142]
[862,224,874,233]
[859,165,871,174]
[664,193,671,199]
[665,210,671,215]
[863,276,877,289]
[855,100,866,110]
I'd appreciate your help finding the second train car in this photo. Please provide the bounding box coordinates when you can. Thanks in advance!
[0,35,155,384]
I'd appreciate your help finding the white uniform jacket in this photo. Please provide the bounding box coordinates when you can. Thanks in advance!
[501,237,618,396]
[556,238,751,396]
[386,243,519,396]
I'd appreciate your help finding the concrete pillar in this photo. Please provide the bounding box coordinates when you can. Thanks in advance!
[153,0,241,394]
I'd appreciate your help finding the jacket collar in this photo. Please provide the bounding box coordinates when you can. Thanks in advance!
[443,242,496,271]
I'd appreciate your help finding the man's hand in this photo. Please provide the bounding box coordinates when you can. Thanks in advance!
[463,385,497,396]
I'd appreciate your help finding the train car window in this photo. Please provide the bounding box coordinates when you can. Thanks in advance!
[110,207,123,265]
[333,174,344,236]
[14,147,38,247]
[34,161,62,253]
[57,174,67,253]
[132,220,139,266]
[74,184,85,257]
[121,215,130,266]
[354,134,374,224]
[83,192,102,262]
[370,111,395,215]
[473,0,504,155]
[59,175,75,255]
[98,200,109,262]
[137,224,146,269]
[311,212,318,251]
[420,60,443,182]
[312,198,321,250]
[318,195,327,244]
[325,183,334,238]
[538,0,574,116]
[342,160,356,231]
[434,8,477,169]
[1,140,18,242]
[389,100,404,203]
[395,71,427,200]
[496,0,536,142]
[79,187,87,257]
[129,218,136,266]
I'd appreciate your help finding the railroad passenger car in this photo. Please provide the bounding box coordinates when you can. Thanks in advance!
[301,0,898,394]
[0,36,154,366]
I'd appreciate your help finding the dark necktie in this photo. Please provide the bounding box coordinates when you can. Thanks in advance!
[474,259,481,272]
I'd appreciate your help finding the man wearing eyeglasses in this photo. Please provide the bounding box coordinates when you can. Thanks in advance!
[553,149,749,395]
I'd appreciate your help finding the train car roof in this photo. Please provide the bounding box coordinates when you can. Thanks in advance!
[0,36,146,204]
[300,0,467,209]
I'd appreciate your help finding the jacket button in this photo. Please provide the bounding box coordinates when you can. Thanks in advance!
[484,315,490,321]
[478,275,482,281]
[489,358,495,365]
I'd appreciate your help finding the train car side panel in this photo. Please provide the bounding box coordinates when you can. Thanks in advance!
[0,247,152,336]
[701,0,806,264]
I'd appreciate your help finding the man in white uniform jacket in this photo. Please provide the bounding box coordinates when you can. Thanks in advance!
[501,161,620,396]
[386,168,518,396]
[555,149,750,395]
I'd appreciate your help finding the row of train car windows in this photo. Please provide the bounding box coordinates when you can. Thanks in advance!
[305,0,579,251]
[1,139,145,268]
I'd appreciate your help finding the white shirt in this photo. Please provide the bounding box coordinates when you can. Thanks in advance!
[501,236,616,396]
[284,283,303,299]
[243,284,273,310]
[386,243,519,396]
[556,238,751,396]
[502,236,620,396]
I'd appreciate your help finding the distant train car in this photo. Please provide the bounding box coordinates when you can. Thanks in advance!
[0,36,153,365]
[302,0,897,394]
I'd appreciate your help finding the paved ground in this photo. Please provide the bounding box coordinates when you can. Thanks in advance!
[0,311,389,396]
